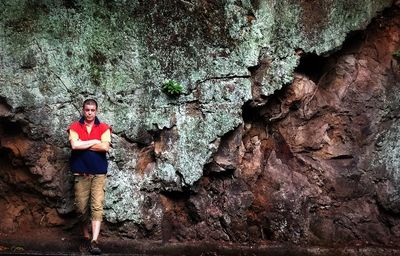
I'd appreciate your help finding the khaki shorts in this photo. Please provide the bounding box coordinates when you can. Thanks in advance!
[74,174,107,222]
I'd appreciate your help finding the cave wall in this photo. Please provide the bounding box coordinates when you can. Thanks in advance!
[0,0,399,246]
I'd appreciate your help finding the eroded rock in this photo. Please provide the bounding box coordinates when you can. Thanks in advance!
[0,0,398,248]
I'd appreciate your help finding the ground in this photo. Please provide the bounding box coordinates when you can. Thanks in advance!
[1,228,400,256]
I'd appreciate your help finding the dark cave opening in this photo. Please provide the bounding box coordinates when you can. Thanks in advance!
[0,118,24,137]
[294,52,330,83]
[295,30,366,84]
[0,118,38,190]
[342,30,367,51]
[0,118,26,174]
[241,100,264,123]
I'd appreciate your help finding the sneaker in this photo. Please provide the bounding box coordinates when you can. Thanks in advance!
[89,240,102,255]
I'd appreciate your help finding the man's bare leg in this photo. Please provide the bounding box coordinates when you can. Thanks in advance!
[92,220,101,241]
[83,223,90,239]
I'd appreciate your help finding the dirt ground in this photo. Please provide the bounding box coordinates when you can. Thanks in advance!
[1,227,400,256]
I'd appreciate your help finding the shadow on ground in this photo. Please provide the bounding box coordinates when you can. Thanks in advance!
[1,233,400,256]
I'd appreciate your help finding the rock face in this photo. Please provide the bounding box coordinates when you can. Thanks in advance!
[0,0,399,246]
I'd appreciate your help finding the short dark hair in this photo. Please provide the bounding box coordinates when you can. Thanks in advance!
[83,99,98,109]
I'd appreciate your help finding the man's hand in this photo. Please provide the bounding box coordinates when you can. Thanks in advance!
[89,142,110,152]
[70,139,101,150]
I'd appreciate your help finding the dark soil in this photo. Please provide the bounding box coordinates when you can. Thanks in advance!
[1,228,400,256]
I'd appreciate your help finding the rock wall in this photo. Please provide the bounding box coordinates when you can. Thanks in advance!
[0,0,399,246]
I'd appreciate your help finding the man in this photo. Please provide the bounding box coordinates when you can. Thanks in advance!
[68,99,111,255]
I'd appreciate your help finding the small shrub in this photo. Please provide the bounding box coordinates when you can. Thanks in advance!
[393,50,400,59]
[162,80,183,97]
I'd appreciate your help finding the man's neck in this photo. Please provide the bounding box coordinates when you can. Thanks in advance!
[84,120,95,126]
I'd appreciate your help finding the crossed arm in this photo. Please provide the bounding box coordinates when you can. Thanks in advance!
[69,129,111,152]
[70,139,110,152]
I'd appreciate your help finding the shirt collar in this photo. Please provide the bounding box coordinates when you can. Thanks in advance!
[79,116,100,126]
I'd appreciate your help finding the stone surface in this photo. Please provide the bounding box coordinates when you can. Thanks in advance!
[0,0,399,248]
[238,5,400,245]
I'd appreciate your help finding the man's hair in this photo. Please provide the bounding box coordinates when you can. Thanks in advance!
[83,99,98,109]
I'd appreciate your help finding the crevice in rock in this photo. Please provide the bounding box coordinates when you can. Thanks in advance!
[160,193,192,207]
[203,166,235,179]
[294,52,330,84]
[340,30,367,54]
[242,100,262,123]
[197,74,251,86]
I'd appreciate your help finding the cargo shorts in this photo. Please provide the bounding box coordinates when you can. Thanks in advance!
[74,174,107,222]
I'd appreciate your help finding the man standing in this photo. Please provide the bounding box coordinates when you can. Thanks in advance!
[68,99,111,255]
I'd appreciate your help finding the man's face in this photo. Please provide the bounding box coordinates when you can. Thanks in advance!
[83,104,97,122]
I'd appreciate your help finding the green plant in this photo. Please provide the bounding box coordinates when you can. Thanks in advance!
[162,80,183,97]
[393,50,400,59]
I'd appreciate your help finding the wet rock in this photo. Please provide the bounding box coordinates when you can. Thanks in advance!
[0,0,399,249]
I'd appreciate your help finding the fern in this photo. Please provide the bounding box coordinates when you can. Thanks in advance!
[162,80,183,97]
